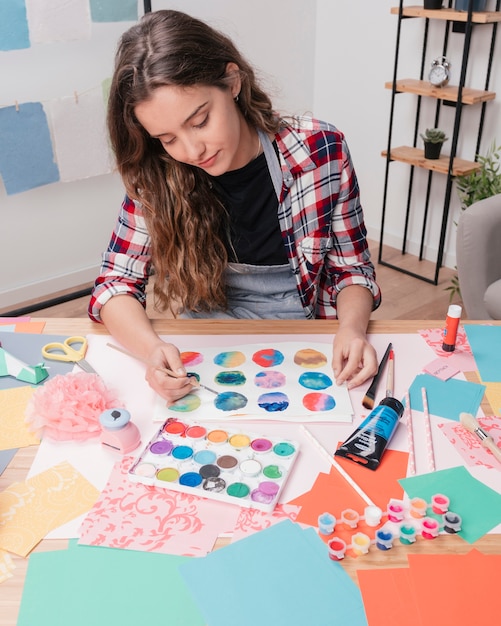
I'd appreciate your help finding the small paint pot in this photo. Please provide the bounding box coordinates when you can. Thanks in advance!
[431,493,450,515]
[409,497,427,519]
[250,438,273,453]
[206,429,228,445]
[239,458,262,477]
[399,524,417,545]
[341,508,360,529]
[327,537,347,561]
[351,532,371,556]
[375,529,394,551]
[387,500,405,523]
[421,517,440,539]
[364,505,383,527]
[443,511,462,534]
[318,512,336,535]
[185,425,207,440]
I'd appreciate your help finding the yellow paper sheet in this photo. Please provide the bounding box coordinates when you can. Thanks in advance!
[484,382,501,416]
[0,386,40,450]
[0,460,100,556]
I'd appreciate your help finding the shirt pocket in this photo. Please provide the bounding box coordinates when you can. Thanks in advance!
[299,235,333,269]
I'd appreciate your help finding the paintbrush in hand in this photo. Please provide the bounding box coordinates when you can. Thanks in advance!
[106,342,218,395]
[362,342,392,410]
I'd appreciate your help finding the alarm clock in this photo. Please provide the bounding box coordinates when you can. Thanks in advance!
[429,56,451,87]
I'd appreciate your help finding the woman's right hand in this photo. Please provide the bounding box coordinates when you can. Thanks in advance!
[144,341,194,404]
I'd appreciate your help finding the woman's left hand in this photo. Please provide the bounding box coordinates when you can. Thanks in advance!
[332,327,378,389]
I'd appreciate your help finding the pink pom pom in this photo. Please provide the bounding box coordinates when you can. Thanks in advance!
[25,372,123,441]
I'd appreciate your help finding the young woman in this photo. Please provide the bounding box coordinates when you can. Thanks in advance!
[89,9,381,403]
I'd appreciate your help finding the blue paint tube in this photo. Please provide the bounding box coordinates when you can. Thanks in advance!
[334,397,404,470]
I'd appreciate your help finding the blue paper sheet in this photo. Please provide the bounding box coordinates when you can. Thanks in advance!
[407,373,485,421]
[90,0,138,22]
[464,324,501,383]
[0,102,59,195]
[0,0,30,50]
[180,519,367,626]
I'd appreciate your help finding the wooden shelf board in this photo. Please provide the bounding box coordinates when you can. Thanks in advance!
[381,146,482,176]
[385,78,496,104]
[391,6,501,23]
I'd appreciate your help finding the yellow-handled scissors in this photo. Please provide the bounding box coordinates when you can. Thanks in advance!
[41,336,97,374]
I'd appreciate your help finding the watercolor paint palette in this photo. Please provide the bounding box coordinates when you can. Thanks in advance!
[153,341,354,423]
[128,418,300,512]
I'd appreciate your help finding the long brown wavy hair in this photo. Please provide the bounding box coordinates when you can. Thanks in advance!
[108,10,281,313]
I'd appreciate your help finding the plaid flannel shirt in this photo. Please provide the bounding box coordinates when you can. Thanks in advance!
[89,116,380,322]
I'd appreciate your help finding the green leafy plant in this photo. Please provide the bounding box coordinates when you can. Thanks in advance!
[420,128,449,144]
[445,141,501,301]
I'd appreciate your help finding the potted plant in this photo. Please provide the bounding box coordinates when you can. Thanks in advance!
[445,141,501,301]
[420,128,448,160]
[424,0,443,9]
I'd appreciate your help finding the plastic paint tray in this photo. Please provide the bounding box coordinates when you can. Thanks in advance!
[128,418,300,513]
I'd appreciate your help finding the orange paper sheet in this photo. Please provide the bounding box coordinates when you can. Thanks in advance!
[0,460,100,556]
[0,386,40,450]
[289,448,408,527]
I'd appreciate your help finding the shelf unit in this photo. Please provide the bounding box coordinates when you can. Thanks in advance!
[378,1,501,284]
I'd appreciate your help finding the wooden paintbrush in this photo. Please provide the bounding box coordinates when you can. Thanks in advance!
[460,412,501,464]
[106,342,218,395]
[362,342,392,410]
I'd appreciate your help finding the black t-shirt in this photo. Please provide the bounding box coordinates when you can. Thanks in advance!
[210,150,288,265]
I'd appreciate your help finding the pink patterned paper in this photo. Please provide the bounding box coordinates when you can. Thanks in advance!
[438,416,501,471]
[231,503,301,542]
[419,328,476,372]
[78,456,240,556]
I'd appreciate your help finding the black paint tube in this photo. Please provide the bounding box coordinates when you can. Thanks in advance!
[334,397,404,471]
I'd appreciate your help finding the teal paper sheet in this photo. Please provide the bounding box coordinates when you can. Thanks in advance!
[464,324,501,383]
[17,542,204,626]
[407,373,485,421]
[180,519,368,626]
[399,466,501,543]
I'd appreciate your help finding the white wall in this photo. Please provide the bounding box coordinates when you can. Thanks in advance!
[1,1,500,310]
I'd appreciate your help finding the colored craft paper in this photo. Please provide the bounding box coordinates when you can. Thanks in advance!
[180,519,367,626]
[0,317,31,324]
[0,448,18,475]
[408,373,485,421]
[419,326,472,357]
[0,332,76,390]
[8,321,45,334]
[25,0,91,43]
[90,0,138,22]
[0,386,40,450]
[399,465,501,543]
[485,382,501,416]
[0,0,30,50]
[232,503,301,542]
[49,89,113,181]
[0,549,15,583]
[406,550,501,625]
[438,416,501,470]
[464,324,501,383]
[0,460,99,556]
[154,342,354,423]
[358,567,423,626]
[0,102,59,195]
[17,543,204,626]
[78,456,240,556]
[289,448,408,527]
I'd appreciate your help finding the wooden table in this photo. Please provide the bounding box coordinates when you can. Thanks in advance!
[1,318,500,625]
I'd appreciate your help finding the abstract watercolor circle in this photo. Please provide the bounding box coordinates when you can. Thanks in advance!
[168,393,202,412]
[214,391,248,411]
[293,348,328,369]
[181,351,203,366]
[302,392,336,412]
[252,348,285,368]
[254,370,286,389]
[213,350,246,368]
[257,392,289,412]
[214,370,246,386]
[298,371,333,390]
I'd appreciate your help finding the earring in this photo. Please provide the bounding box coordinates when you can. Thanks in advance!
[234,94,239,103]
